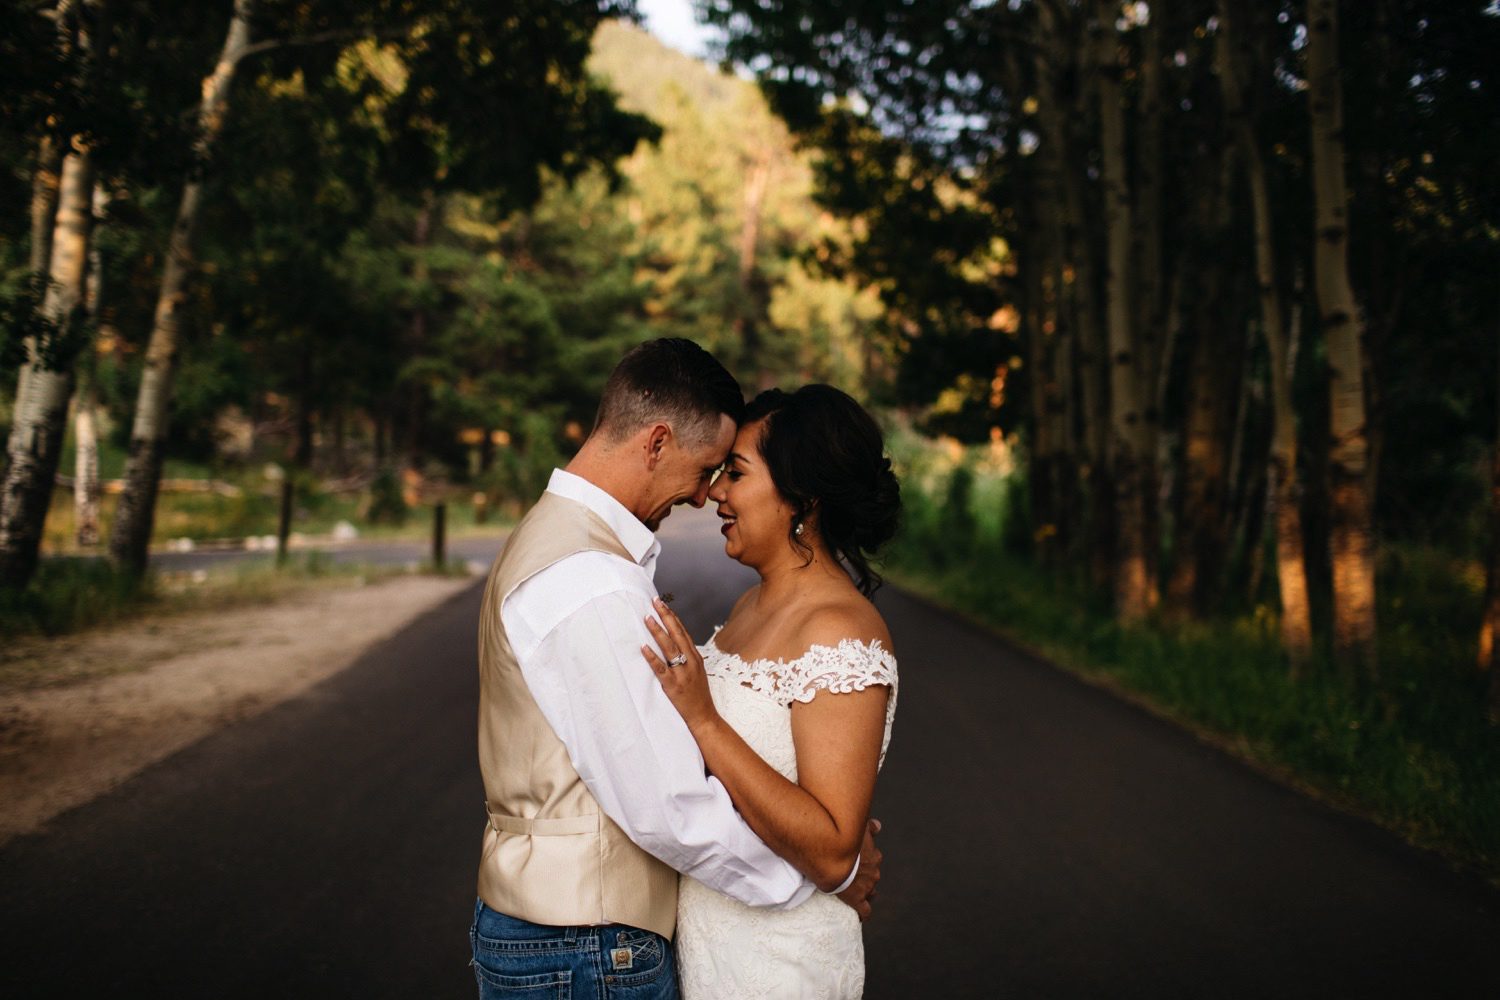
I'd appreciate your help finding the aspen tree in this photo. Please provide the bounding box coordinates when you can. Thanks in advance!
[1217,0,1313,669]
[0,145,94,585]
[110,0,256,574]
[0,0,98,589]
[1307,0,1377,679]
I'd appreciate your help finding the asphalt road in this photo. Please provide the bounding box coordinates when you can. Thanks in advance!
[2,505,1497,997]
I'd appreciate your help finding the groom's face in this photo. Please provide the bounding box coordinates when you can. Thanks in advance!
[642,414,737,532]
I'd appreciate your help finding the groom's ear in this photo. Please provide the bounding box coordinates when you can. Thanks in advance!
[643,423,672,470]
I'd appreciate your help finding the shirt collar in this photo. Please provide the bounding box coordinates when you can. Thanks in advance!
[545,468,661,571]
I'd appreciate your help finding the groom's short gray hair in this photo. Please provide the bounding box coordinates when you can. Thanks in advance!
[593,338,744,445]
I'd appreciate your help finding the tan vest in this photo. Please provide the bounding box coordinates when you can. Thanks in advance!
[475,491,678,939]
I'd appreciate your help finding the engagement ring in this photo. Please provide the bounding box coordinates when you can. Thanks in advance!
[668,654,688,667]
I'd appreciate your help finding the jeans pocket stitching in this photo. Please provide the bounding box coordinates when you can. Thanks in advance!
[473,962,573,993]
[474,934,588,956]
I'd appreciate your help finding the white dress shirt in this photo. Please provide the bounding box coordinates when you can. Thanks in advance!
[500,469,817,909]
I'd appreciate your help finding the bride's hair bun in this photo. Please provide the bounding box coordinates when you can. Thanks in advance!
[742,384,903,595]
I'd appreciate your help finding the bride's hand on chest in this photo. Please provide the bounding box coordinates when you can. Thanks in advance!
[642,597,723,736]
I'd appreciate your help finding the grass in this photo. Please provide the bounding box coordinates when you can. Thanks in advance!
[11,450,507,640]
[40,483,511,554]
[0,551,457,640]
[885,483,1500,887]
[0,557,151,637]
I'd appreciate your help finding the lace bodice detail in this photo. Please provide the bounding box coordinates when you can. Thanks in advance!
[674,629,898,1000]
[702,629,899,768]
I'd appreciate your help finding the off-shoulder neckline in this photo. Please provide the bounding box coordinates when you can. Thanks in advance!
[703,626,895,672]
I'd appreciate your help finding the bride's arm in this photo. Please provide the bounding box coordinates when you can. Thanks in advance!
[643,597,889,892]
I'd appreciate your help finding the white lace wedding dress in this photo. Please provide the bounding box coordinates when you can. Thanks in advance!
[675,629,898,1000]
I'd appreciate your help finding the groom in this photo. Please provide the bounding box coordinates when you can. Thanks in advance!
[470,338,880,998]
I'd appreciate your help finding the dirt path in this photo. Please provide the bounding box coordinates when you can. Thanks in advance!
[0,573,474,845]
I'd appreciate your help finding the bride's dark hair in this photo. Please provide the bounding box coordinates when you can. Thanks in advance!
[742,385,901,596]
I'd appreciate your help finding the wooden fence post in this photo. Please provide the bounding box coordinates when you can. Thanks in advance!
[276,479,292,566]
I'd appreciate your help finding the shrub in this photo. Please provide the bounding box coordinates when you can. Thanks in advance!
[0,559,154,636]
[364,466,408,526]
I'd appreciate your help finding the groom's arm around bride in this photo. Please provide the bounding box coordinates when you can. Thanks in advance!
[470,339,877,999]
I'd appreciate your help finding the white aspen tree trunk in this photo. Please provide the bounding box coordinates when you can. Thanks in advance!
[1253,139,1316,674]
[6,138,64,486]
[1094,0,1150,620]
[109,0,256,575]
[73,378,100,546]
[27,0,75,282]
[0,146,94,586]
[29,146,63,279]
[1307,0,1378,680]
[1218,0,1313,669]
[74,182,108,547]
[7,3,77,481]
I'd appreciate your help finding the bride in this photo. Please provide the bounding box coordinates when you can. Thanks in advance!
[641,384,901,999]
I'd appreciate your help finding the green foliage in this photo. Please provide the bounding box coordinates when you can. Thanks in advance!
[365,467,408,526]
[325,0,660,206]
[5,12,905,520]
[587,21,897,393]
[2,1,664,503]
[0,557,152,637]
[0,275,46,392]
[889,469,1500,883]
[0,551,430,642]
[703,0,1500,551]
[147,487,282,541]
[807,111,1017,432]
[998,468,1032,557]
[476,409,572,510]
[940,466,978,549]
[697,2,1024,433]
[1332,4,1500,551]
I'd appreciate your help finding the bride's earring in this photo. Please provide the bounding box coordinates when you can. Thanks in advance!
[793,519,805,537]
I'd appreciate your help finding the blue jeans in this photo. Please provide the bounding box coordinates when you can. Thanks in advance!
[470,899,679,999]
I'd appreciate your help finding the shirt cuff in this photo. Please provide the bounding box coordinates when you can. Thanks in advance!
[823,854,860,895]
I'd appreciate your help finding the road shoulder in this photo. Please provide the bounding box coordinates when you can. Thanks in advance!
[0,573,476,845]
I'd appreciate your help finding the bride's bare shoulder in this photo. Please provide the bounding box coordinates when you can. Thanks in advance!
[793,596,893,654]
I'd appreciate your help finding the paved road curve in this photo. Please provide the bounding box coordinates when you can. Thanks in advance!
[2,506,1497,997]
